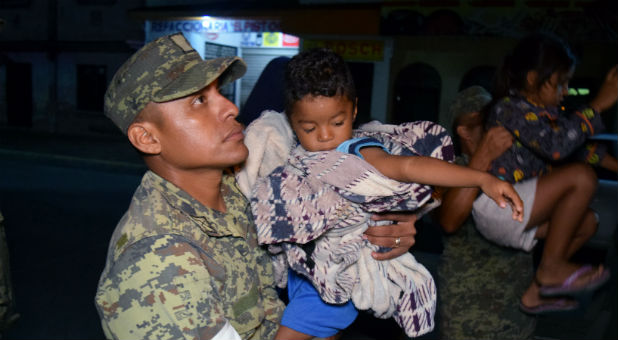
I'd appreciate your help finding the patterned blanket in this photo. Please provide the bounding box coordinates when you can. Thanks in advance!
[239,111,454,337]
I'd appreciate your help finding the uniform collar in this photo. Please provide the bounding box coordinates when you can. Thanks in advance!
[143,170,250,238]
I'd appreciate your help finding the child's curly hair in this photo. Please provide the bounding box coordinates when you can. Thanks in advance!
[284,47,356,115]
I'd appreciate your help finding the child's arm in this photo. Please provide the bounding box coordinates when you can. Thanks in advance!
[361,147,524,222]
[590,65,618,113]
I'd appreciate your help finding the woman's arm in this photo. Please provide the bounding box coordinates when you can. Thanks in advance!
[600,153,618,173]
[590,65,618,113]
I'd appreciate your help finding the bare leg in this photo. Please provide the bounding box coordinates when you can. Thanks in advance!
[275,325,314,340]
[521,209,598,308]
[531,208,597,258]
[564,208,598,258]
[520,163,601,309]
[275,325,341,340]
[526,163,598,285]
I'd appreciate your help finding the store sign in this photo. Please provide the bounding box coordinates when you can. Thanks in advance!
[303,40,384,61]
[149,18,281,34]
[282,34,300,47]
[262,32,282,47]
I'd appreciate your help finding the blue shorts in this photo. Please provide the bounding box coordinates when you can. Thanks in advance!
[280,270,359,337]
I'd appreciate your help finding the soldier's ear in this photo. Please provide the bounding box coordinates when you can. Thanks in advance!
[127,121,161,155]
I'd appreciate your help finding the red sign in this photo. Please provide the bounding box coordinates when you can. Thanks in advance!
[282,34,300,47]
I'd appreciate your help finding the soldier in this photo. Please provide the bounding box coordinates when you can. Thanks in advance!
[94,32,418,340]
[0,211,19,336]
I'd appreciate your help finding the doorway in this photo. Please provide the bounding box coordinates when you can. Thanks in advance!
[6,62,32,127]
[392,62,441,124]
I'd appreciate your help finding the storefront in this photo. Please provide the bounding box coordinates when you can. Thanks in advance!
[145,17,300,115]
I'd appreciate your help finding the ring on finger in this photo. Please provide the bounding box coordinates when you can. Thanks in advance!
[394,237,401,248]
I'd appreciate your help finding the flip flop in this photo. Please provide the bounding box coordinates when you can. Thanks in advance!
[519,298,579,315]
[539,265,610,297]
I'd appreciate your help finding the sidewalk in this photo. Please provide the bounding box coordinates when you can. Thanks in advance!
[0,127,146,174]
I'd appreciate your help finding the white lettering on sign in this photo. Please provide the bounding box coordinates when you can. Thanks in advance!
[150,19,281,33]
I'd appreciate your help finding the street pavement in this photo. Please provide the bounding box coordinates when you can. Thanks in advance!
[0,128,144,339]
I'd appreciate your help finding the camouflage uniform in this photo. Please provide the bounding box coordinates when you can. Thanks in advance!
[96,32,283,339]
[95,171,284,339]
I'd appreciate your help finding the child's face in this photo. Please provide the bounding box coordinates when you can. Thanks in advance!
[147,79,248,169]
[289,94,357,152]
[537,69,574,107]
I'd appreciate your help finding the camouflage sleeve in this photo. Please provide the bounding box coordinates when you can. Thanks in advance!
[97,234,229,340]
[255,247,285,336]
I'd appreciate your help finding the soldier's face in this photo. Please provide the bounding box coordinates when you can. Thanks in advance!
[149,79,248,170]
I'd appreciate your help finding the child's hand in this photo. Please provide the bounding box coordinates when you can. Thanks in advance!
[480,175,524,222]
[590,65,618,113]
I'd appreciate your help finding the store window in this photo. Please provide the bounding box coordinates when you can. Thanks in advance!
[392,62,441,124]
[205,42,239,104]
[76,64,106,112]
[146,18,299,110]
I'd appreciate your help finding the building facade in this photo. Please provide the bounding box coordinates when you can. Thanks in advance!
[1,0,616,135]
[0,0,145,134]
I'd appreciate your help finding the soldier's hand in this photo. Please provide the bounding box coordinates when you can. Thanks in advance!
[363,212,417,260]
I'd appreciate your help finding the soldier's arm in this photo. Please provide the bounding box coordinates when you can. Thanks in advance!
[96,235,232,340]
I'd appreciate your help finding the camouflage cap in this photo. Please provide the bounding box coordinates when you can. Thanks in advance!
[104,32,247,133]
[448,85,492,129]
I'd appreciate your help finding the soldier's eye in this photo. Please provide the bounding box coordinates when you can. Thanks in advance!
[193,95,206,105]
